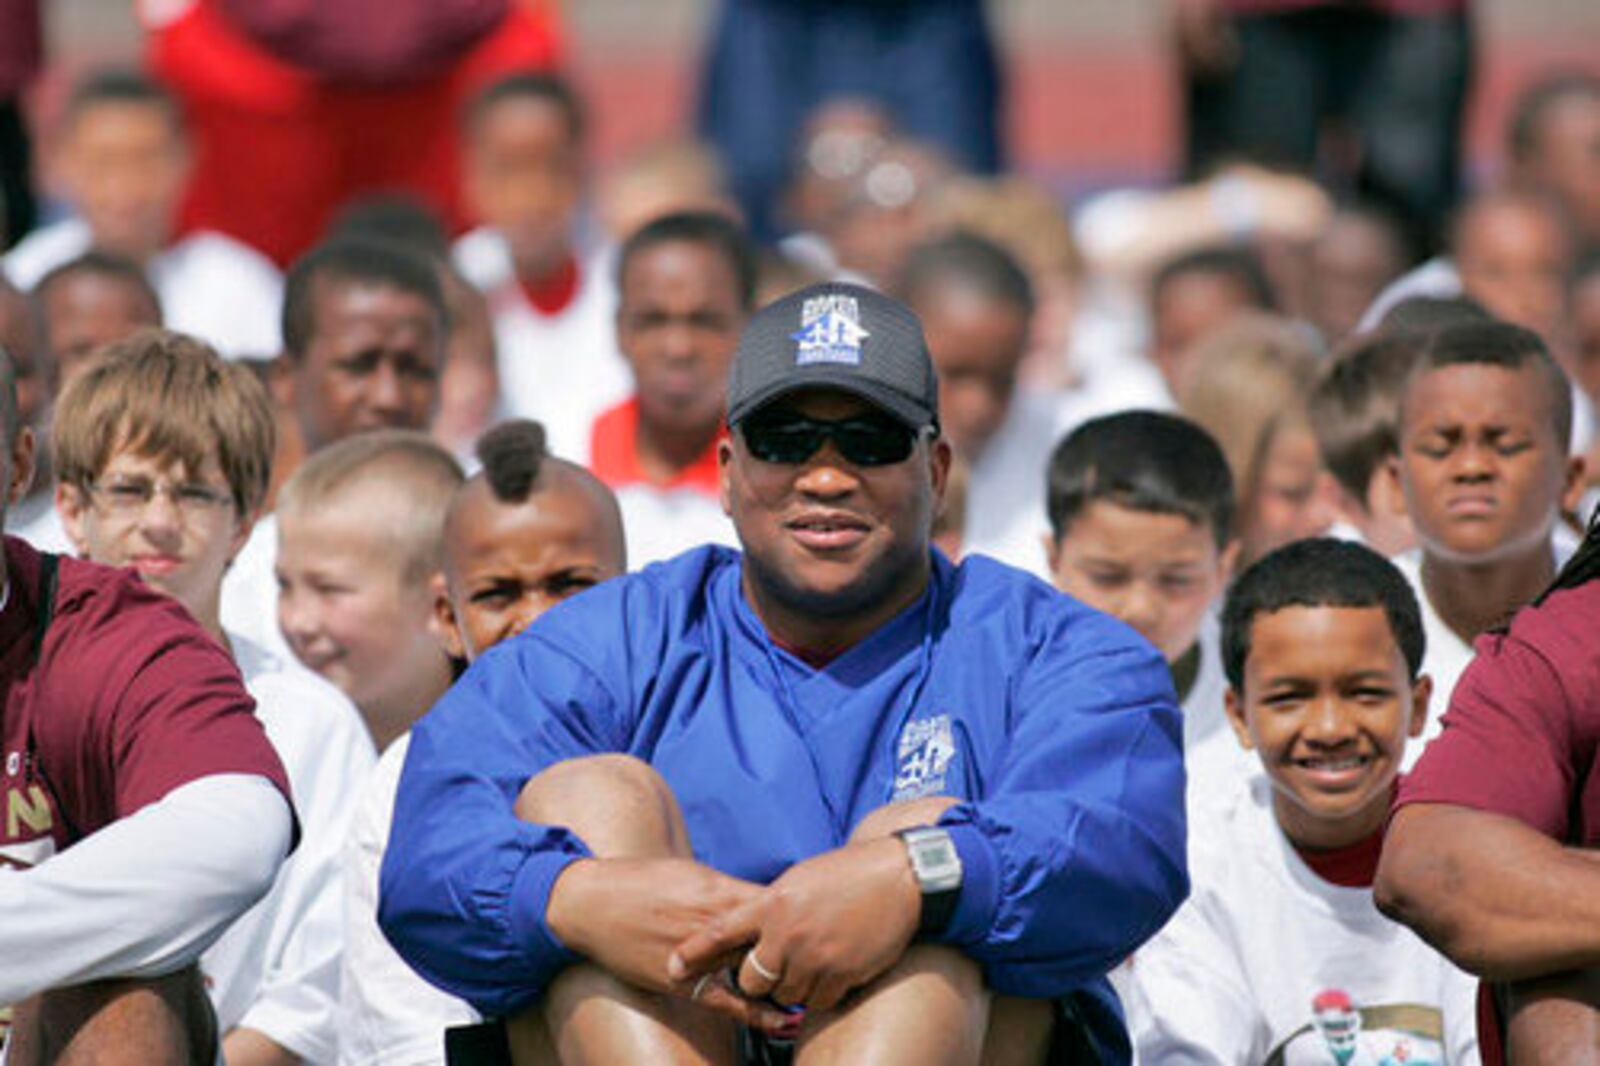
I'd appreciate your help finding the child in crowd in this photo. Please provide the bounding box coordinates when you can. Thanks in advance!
[340,419,625,1066]
[1566,248,1600,518]
[1388,320,1584,758]
[1180,314,1339,567]
[591,211,752,566]
[453,72,631,463]
[1148,244,1277,400]
[1046,411,1244,797]
[221,237,450,657]
[51,329,375,1065]
[275,430,463,751]
[1308,329,1422,557]
[5,253,164,553]
[904,231,1070,577]
[33,251,164,388]
[1123,538,1478,1063]
[2,70,281,358]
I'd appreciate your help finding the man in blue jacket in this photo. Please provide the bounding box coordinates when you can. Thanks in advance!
[379,282,1188,1064]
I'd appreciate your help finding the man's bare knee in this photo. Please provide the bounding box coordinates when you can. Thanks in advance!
[6,967,217,1066]
[849,796,961,844]
[798,946,988,1066]
[515,754,691,859]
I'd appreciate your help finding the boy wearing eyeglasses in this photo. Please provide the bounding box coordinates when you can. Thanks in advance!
[51,329,375,1066]
[380,283,1187,1063]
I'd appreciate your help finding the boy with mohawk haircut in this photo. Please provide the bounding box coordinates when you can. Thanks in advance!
[51,328,375,1065]
[340,418,625,1066]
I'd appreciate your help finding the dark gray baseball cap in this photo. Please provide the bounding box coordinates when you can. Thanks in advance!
[726,281,939,430]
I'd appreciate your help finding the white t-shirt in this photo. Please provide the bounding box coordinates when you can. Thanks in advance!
[1182,615,1262,816]
[962,388,1089,581]
[3,492,72,555]
[2,219,283,359]
[616,485,738,570]
[453,229,632,466]
[339,735,477,1066]
[204,633,376,1064]
[1392,537,1575,769]
[220,514,293,665]
[1122,777,1481,1066]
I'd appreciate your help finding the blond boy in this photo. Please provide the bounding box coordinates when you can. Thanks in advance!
[275,430,463,751]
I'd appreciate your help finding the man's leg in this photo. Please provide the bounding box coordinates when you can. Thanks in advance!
[503,754,736,1066]
[786,800,1051,1066]
[5,966,217,1066]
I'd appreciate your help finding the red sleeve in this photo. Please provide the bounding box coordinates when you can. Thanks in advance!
[1397,628,1576,840]
[39,559,294,828]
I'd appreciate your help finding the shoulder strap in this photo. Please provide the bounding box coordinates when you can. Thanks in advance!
[32,552,59,660]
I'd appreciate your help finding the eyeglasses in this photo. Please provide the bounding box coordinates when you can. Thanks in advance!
[739,410,925,467]
[89,476,234,518]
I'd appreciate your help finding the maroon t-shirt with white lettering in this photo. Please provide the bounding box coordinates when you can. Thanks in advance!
[1398,580,1600,845]
[0,536,293,871]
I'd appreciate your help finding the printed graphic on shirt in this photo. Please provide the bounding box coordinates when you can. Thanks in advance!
[0,748,60,870]
[893,714,956,800]
[1266,989,1445,1066]
[792,295,869,366]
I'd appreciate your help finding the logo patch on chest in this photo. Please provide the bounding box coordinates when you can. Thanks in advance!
[893,714,956,800]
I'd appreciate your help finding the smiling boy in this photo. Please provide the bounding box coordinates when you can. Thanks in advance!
[1123,538,1479,1064]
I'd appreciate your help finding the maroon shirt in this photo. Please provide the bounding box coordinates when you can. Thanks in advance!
[1398,580,1600,845]
[0,536,292,871]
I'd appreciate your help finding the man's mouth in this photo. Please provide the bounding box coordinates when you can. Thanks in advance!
[1445,494,1497,517]
[786,512,870,550]
[131,554,184,577]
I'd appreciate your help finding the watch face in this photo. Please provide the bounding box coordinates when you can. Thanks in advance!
[905,830,962,892]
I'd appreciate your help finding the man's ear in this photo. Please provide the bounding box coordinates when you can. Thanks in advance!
[717,437,735,518]
[928,435,954,505]
[1408,674,1433,739]
[55,480,91,557]
[7,426,34,505]
[1224,687,1255,752]
[1042,531,1061,576]
[429,571,470,662]
[1381,453,1408,515]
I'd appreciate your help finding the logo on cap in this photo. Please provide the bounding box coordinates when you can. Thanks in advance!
[791,295,870,367]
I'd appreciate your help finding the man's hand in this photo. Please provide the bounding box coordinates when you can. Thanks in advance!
[667,836,922,1020]
[545,857,790,1030]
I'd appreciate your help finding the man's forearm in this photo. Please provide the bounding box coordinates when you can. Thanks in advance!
[222,1026,302,1066]
[1376,804,1600,980]
[0,775,291,1003]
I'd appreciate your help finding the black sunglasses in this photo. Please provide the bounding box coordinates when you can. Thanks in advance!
[740,410,925,466]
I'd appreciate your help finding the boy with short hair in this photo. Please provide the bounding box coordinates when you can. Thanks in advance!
[1308,328,1422,557]
[1123,538,1479,1063]
[1046,410,1243,792]
[1387,320,1585,758]
[340,418,626,1066]
[2,70,281,358]
[453,72,631,463]
[51,328,375,1066]
[1148,243,1277,399]
[275,429,464,752]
